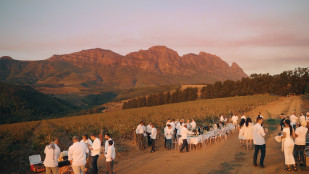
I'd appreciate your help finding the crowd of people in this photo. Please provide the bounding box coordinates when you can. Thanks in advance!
[43,133,116,174]
[237,111,309,171]
[42,111,309,173]
[135,118,200,153]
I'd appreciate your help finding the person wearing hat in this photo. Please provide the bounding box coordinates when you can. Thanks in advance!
[164,124,174,150]
[293,121,308,166]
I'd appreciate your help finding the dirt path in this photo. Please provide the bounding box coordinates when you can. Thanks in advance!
[98,96,307,174]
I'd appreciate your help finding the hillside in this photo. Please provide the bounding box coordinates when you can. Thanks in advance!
[0,46,247,94]
[0,82,75,124]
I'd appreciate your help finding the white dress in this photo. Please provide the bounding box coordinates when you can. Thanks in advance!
[283,127,295,165]
[239,125,245,140]
[244,123,253,140]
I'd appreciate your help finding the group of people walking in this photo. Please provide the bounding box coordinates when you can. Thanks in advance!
[43,133,116,174]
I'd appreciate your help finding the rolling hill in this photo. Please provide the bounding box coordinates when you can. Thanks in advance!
[0,46,247,94]
[0,82,76,124]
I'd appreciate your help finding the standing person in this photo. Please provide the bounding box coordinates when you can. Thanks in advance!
[80,134,92,173]
[165,124,173,150]
[293,121,308,167]
[68,136,87,174]
[43,138,60,174]
[239,119,246,148]
[150,123,157,153]
[290,112,298,130]
[186,119,192,130]
[180,124,189,152]
[252,117,267,168]
[299,112,306,123]
[164,124,168,148]
[244,118,254,150]
[282,119,296,171]
[105,140,116,174]
[280,113,286,131]
[231,114,239,129]
[191,118,197,130]
[89,134,101,174]
[135,121,145,150]
[241,113,246,120]
[104,133,114,157]
[146,121,153,146]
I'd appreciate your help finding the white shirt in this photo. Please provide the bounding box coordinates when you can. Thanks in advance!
[104,138,114,154]
[232,115,238,123]
[290,115,298,125]
[43,143,60,167]
[177,125,183,135]
[80,139,92,154]
[166,121,171,126]
[151,127,157,139]
[164,127,174,139]
[180,127,189,139]
[135,124,144,134]
[191,121,197,129]
[295,126,308,145]
[300,115,306,122]
[252,123,266,145]
[146,124,152,133]
[142,125,147,136]
[241,115,246,119]
[171,122,176,130]
[220,116,224,122]
[105,146,116,162]
[91,138,101,156]
[68,142,87,166]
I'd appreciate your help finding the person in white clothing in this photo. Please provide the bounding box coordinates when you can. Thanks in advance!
[290,112,298,130]
[191,118,197,130]
[135,121,145,150]
[252,117,267,168]
[104,133,114,156]
[244,118,254,150]
[150,124,157,153]
[80,134,92,172]
[231,114,239,129]
[281,119,296,171]
[44,138,60,174]
[293,121,308,166]
[89,134,101,174]
[299,112,306,123]
[105,140,116,174]
[238,119,246,148]
[180,124,189,152]
[146,121,153,146]
[164,124,174,150]
[68,136,87,174]
[241,114,246,120]
[186,119,192,130]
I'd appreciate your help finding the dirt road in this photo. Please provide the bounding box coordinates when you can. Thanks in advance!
[98,96,308,174]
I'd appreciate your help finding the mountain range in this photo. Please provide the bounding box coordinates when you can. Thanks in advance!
[0,46,247,93]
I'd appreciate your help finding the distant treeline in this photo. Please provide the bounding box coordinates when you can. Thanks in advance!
[201,67,309,99]
[123,67,309,109]
[122,87,198,109]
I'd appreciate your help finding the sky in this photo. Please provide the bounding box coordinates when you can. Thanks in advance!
[0,0,309,75]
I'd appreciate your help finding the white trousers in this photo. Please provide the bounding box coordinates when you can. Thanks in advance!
[72,165,85,174]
